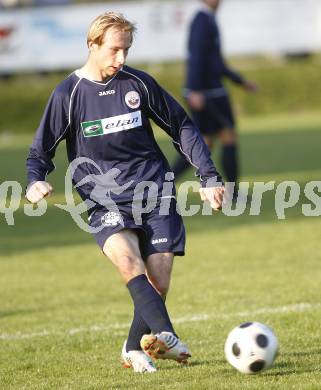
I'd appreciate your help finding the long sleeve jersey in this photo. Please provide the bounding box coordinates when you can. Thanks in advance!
[185,7,244,94]
[27,66,222,207]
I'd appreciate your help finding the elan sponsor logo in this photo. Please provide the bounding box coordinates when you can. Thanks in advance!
[99,90,115,96]
[151,238,168,245]
[81,111,142,137]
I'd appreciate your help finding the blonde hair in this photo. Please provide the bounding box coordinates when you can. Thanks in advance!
[87,12,136,47]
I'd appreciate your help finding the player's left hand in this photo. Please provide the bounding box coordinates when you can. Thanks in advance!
[199,186,225,211]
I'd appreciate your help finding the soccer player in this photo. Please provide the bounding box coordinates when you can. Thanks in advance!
[26,12,224,373]
[172,0,257,199]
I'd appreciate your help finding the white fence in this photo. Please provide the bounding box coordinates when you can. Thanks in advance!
[0,0,321,73]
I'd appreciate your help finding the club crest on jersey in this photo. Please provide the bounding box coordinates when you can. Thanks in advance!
[101,211,122,227]
[125,91,140,109]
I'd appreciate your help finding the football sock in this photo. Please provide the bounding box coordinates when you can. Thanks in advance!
[126,308,151,352]
[222,144,238,196]
[127,274,176,336]
[172,155,190,179]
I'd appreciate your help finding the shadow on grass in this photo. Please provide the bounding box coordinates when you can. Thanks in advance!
[264,361,296,376]
[282,349,321,358]
[0,308,42,319]
[0,206,93,257]
[264,361,320,377]
[219,360,319,378]
[156,359,212,371]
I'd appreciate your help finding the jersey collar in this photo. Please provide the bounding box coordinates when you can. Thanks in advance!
[74,67,122,86]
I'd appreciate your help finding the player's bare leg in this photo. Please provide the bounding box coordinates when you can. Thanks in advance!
[202,133,214,150]
[146,252,174,298]
[218,127,237,145]
[103,229,144,283]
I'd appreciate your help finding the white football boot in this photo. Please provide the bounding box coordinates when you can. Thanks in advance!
[140,332,191,363]
[121,341,157,373]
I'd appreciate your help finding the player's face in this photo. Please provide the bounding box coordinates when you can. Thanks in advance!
[205,0,220,10]
[91,27,132,78]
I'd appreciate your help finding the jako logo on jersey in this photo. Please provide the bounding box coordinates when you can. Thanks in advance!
[151,238,168,245]
[125,91,140,109]
[81,111,142,137]
[99,90,115,96]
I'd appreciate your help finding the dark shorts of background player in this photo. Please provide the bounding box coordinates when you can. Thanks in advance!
[89,198,185,260]
[191,95,235,135]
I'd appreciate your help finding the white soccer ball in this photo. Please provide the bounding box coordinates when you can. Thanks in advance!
[224,321,278,374]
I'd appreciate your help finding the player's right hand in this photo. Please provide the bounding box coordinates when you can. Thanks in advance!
[187,91,205,111]
[26,181,53,204]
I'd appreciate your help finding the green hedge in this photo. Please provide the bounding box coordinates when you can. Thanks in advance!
[0,54,320,134]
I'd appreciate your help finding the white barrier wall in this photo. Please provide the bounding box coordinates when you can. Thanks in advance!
[0,0,321,73]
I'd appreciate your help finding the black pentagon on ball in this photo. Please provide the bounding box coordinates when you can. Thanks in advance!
[249,359,265,372]
[232,342,241,357]
[256,334,269,348]
[239,322,253,328]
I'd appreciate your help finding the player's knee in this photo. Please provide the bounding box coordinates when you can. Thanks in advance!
[203,134,213,149]
[151,278,170,297]
[146,252,173,296]
[117,255,142,273]
[219,128,237,145]
[104,248,145,280]
[154,283,169,298]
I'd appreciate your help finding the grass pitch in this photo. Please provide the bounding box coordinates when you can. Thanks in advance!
[1,112,321,389]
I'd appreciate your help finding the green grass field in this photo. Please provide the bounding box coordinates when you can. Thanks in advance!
[1,109,321,389]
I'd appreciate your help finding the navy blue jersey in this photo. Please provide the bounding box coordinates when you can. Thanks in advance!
[27,65,222,206]
[185,7,244,94]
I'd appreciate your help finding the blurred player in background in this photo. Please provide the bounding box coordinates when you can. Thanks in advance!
[172,0,257,200]
[26,12,224,373]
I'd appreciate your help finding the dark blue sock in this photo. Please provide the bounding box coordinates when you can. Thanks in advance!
[127,274,175,335]
[222,144,238,183]
[126,308,151,352]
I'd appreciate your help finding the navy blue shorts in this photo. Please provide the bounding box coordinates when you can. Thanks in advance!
[191,95,235,135]
[88,198,185,259]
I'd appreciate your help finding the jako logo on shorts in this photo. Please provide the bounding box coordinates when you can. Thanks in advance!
[151,238,168,244]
